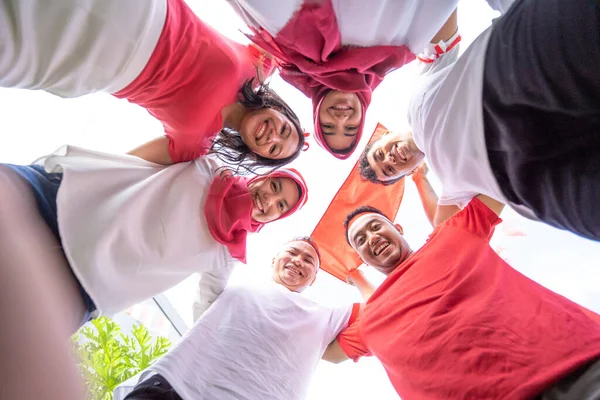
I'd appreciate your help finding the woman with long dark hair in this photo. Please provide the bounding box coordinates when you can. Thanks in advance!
[1,0,305,172]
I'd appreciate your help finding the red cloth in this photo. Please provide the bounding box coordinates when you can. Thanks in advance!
[114,0,271,163]
[338,199,600,399]
[204,168,308,263]
[311,123,405,281]
[246,0,415,159]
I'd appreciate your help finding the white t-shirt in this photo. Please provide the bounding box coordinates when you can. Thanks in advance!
[39,146,234,316]
[0,0,166,97]
[151,282,354,400]
[407,27,508,208]
[228,0,459,53]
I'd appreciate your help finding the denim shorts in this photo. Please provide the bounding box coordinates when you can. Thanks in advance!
[5,164,97,325]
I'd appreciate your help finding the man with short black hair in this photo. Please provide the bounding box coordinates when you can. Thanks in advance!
[122,237,361,400]
[323,194,600,399]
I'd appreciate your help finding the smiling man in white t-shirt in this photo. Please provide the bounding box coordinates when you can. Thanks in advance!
[122,237,360,400]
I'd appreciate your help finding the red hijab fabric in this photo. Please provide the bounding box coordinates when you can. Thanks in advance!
[246,0,415,159]
[204,168,309,263]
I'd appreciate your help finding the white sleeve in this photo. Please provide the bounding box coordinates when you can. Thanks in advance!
[416,30,461,76]
[192,261,236,322]
[226,0,301,35]
[484,0,516,16]
[438,190,477,209]
[326,304,357,343]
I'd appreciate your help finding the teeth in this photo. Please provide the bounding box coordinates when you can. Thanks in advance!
[374,242,389,256]
[255,194,264,212]
[286,265,303,276]
[256,122,267,140]
[332,105,351,110]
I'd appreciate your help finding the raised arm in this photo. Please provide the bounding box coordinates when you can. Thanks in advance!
[411,163,460,227]
[430,9,458,44]
[127,136,173,165]
[192,262,236,322]
[346,270,376,302]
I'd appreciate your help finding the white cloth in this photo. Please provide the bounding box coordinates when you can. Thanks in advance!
[407,27,507,208]
[39,146,233,316]
[151,282,353,400]
[0,0,166,97]
[229,0,459,53]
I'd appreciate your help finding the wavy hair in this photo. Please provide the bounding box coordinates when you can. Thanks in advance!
[210,78,304,175]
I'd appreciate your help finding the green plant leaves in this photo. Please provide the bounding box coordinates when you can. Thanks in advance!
[71,316,172,400]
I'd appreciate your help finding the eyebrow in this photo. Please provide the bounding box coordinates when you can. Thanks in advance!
[382,168,391,177]
[344,132,357,137]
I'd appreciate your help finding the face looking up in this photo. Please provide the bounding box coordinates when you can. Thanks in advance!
[366,131,425,182]
[318,90,362,152]
[272,240,320,292]
[248,176,301,223]
[347,213,412,275]
[240,107,300,160]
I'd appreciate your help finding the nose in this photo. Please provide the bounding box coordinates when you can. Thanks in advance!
[262,191,272,207]
[386,151,396,164]
[333,111,350,120]
[367,231,380,246]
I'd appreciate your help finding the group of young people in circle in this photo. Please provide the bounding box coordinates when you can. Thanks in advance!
[2,0,600,399]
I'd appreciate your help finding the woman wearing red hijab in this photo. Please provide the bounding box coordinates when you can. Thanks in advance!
[0,0,304,171]
[227,0,459,159]
[0,146,309,332]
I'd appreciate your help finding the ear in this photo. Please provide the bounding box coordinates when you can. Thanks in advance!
[394,223,404,235]
[271,257,276,267]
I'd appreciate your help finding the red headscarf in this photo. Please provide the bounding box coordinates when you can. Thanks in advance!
[204,168,309,263]
[246,0,415,159]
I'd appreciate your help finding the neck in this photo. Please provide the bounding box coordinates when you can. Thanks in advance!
[221,102,247,132]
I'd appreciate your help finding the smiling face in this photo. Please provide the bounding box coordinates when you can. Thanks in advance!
[347,213,412,275]
[272,241,319,292]
[248,176,301,223]
[366,131,425,181]
[239,107,300,160]
[318,90,362,152]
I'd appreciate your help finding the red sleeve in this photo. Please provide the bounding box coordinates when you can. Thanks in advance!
[443,197,501,241]
[167,134,205,163]
[347,303,362,326]
[337,317,372,362]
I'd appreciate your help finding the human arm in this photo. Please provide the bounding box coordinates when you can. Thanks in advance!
[346,270,376,302]
[411,163,461,227]
[127,137,173,165]
[417,9,461,74]
[430,9,458,44]
[322,339,350,364]
[192,262,236,322]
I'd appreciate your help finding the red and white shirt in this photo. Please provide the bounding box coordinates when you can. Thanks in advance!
[229,0,459,53]
[115,0,262,163]
[338,198,600,399]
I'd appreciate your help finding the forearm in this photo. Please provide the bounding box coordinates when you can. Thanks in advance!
[430,9,458,44]
[348,270,376,302]
[413,175,439,227]
[128,136,173,165]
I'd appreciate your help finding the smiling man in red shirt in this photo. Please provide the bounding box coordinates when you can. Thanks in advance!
[323,193,600,399]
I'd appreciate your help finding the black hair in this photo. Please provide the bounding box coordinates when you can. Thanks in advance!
[290,236,321,262]
[209,78,304,175]
[358,140,403,186]
[344,206,388,245]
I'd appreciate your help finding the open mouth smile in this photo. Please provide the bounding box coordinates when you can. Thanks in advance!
[373,241,390,256]
[254,193,265,213]
[285,264,304,277]
[255,121,268,142]
[392,144,408,162]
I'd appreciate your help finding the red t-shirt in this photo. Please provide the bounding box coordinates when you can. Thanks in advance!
[338,198,600,399]
[114,0,260,162]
